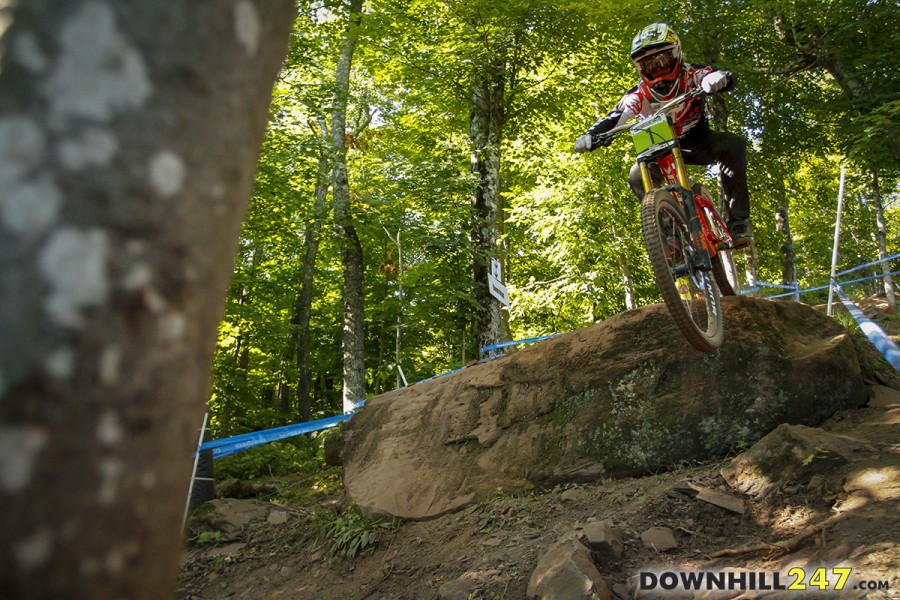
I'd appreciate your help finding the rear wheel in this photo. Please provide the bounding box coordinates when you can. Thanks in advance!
[641,189,724,353]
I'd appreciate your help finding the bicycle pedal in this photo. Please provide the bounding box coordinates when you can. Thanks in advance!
[729,238,753,250]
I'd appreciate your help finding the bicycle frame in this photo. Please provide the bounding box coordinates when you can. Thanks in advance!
[641,153,732,258]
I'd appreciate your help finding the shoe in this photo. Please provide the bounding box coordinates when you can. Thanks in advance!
[728,219,754,249]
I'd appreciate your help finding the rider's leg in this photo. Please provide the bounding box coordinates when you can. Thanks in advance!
[680,130,753,247]
[628,162,665,200]
[680,130,750,221]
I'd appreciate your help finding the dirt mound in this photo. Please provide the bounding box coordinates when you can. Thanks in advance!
[176,384,900,600]
[339,297,866,519]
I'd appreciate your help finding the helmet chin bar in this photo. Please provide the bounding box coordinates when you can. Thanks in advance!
[641,62,682,100]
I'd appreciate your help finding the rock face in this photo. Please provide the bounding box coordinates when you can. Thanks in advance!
[340,297,867,519]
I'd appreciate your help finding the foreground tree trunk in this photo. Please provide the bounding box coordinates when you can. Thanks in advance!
[0,2,293,598]
[331,0,366,413]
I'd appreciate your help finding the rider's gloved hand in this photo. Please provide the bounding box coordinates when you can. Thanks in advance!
[701,71,729,94]
[574,134,593,153]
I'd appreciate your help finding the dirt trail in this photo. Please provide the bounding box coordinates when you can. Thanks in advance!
[179,296,900,600]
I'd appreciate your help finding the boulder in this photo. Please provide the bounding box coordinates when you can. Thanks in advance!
[721,424,859,497]
[341,297,867,519]
[527,536,611,600]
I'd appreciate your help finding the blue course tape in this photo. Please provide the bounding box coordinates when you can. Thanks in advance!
[832,282,900,373]
[762,284,829,300]
[755,281,799,290]
[201,412,354,460]
[835,253,900,278]
[479,334,561,356]
[761,270,900,301]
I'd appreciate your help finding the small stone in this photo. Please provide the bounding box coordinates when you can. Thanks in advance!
[583,520,624,562]
[560,488,589,503]
[640,527,677,551]
[267,510,288,525]
[438,578,475,600]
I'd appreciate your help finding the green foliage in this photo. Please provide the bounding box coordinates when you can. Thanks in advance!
[214,437,324,482]
[207,0,900,479]
[461,487,534,534]
[313,505,398,559]
[196,531,224,546]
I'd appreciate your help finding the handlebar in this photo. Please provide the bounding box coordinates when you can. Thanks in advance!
[593,89,705,147]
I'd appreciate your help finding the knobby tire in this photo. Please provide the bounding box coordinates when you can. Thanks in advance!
[641,189,724,353]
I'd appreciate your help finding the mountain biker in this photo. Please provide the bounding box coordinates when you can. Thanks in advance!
[574,23,753,249]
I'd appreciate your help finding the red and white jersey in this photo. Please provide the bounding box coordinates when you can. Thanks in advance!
[613,64,714,138]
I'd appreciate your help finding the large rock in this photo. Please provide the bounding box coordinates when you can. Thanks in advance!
[341,297,867,519]
[721,424,859,497]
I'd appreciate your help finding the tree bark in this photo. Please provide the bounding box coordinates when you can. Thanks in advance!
[276,119,330,423]
[296,130,331,421]
[620,256,635,310]
[470,55,510,356]
[331,0,366,413]
[745,242,760,293]
[0,2,293,598]
[775,202,800,302]
[870,170,896,309]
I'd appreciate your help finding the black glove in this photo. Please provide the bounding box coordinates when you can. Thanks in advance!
[593,134,612,148]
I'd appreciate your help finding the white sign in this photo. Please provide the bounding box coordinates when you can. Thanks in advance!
[491,258,502,281]
[487,274,510,306]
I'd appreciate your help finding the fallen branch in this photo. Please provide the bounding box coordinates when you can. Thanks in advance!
[708,515,847,559]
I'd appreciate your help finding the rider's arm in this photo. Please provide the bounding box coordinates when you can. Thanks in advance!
[586,110,625,137]
[574,89,641,152]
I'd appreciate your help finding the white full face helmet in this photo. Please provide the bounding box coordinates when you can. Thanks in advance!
[631,23,683,100]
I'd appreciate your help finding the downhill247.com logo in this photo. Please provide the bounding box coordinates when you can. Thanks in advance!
[639,568,892,594]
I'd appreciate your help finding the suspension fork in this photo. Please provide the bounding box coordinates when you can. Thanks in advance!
[670,149,713,271]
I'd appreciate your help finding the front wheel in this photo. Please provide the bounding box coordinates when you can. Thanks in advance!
[641,189,724,353]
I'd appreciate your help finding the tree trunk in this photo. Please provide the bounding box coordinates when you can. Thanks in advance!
[871,170,896,309]
[620,256,635,310]
[775,195,800,302]
[470,59,509,356]
[0,2,293,598]
[331,0,366,413]
[280,119,331,424]
[745,243,760,293]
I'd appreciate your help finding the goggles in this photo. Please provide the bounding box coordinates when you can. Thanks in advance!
[637,50,675,76]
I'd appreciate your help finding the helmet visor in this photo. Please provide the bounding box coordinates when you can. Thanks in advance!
[637,49,676,80]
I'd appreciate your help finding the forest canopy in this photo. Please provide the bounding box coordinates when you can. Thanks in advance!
[209,0,899,440]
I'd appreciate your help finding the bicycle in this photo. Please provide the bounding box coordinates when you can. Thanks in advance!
[593,89,738,353]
